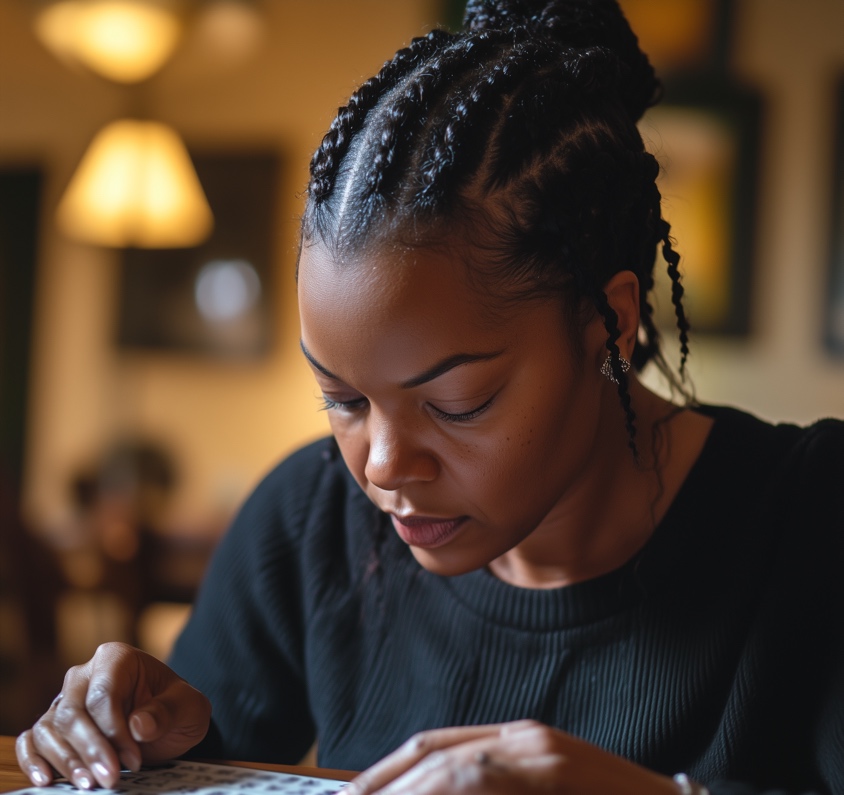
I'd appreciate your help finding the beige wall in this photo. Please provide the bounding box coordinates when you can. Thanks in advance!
[0,0,440,535]
[1,0,843,540]
[642,0,844,422]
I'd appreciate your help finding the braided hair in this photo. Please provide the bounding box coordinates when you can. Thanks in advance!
[301,0,693,453]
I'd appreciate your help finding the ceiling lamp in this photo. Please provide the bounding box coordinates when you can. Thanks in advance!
[34,0,183,84]
[56,119,213,248]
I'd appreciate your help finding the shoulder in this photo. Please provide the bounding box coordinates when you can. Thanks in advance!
[694,404,843,475]
[785,415,844,478]
[224,436,363,554]
[249,436,345,511]
[190,435,377,622]
[776,415,844,531]
[694,404,843,546]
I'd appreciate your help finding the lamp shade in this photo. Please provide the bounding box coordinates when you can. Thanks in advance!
[35,0,182,84]
[57,119,213,248]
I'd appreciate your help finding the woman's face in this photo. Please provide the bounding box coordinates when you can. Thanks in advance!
[298,242,613,577]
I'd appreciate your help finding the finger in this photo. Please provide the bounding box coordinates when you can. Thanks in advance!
[347,725,509,795]
[492,726,677,795]
[30,648,142,788]
[81,657,145,775]
[87,643,210,765]
[374,746,498,795]
[81,643,201,772]
[126,679,212,763]
[16,730,55,787]
[488,721,562,756]
[499,719,544,737]
[371,744,563,795]
[30,715,102,791]
[365,722,571,795]
[56,687,129,789]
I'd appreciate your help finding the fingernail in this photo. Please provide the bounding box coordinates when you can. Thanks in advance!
[72,769,93,790]
[30,769,49,786]
[92,762,111,783]
[129,711,155,741]
[121,750,141,773]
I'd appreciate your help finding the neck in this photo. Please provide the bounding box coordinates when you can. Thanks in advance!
[487,381,710,590]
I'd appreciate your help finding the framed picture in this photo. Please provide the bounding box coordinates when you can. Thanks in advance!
[118,151,281,359]
[640,74,763,335]
[825,77,844,356]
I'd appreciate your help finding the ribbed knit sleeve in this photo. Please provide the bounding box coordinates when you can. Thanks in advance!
[703,415,844,795]
[167,438,344,764]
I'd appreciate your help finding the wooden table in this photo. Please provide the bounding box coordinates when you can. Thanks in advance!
[0,736,356,793]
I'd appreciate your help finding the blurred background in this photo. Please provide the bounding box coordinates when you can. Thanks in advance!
[0,0,842,736]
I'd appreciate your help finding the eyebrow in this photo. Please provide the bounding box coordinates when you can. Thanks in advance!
[299,340,503,389]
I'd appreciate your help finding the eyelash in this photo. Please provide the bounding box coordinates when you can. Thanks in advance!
[319,397,366,413]
[319,395,496,424]
[429,394,496,423]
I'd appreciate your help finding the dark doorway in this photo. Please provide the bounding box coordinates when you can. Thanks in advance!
[0,165,64,733]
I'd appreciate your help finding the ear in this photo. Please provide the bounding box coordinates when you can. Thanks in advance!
[585,270,640,365]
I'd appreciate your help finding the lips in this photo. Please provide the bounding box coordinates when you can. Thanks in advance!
[390,514,468,549]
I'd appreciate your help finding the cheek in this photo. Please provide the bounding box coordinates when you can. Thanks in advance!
[328,417,370,490]
[484,373,598,499]
[436,409,550,519]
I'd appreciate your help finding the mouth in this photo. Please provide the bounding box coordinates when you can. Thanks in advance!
[389,514,469,549]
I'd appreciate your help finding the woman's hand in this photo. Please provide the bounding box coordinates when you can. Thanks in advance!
[345,720,681,795]
[16,642,211,790]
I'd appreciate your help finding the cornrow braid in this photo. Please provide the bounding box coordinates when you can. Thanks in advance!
[301,3,690,455]
[363,31,515,201]
[659,217,691,378]
[308,29,454,203]
[412,37,561,208]
[413,44,538,207]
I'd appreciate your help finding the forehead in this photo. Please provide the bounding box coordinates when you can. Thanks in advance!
[297,243,530,380]
[299,241,497,323]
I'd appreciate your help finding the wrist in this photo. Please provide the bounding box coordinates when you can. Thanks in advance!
[673,773,710,795]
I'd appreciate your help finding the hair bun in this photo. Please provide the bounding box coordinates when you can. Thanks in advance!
[462,0,661,120]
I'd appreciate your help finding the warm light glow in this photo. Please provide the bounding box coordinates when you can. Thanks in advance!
[57,119,213,248]
[193,0,264,65]
[618,0,715,71]
[641,108,736,330]
[35,0,182,83]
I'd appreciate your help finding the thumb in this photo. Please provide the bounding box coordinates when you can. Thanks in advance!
[128,682,211,763]
[128,710,160,743]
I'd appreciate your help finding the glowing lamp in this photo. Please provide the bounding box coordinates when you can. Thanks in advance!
[57,119,213,248]
[34,0,182,84]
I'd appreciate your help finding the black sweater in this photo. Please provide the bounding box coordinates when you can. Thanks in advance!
[168,406,844,794]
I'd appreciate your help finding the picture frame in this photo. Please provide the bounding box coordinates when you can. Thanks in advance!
[825,76,844,356]
[640,72,763,336]
[118,150,281,359]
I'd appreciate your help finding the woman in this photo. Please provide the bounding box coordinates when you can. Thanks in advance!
[17,1,844,793]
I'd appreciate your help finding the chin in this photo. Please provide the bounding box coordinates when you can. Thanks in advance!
[409,545,489,578]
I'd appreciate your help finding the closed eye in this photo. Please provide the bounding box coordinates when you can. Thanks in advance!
[320,395,368,413]
[429,394,496,423]
[320,394,497,422]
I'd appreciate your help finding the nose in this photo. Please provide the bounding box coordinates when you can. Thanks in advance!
[364,411,438,491]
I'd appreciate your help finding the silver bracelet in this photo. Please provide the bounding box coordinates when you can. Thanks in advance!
[673,773,711,795]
